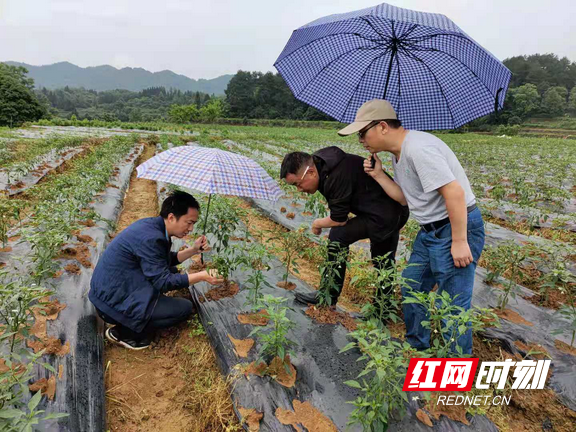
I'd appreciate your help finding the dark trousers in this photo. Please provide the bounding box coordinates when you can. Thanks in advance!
[97,295,194,341]
[326,216,400,306]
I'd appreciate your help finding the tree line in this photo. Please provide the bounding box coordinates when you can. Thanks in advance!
[38,86,215,122]
[500,54,576,124]
[2,53,576,127]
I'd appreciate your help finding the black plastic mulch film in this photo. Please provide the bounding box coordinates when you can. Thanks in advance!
[157,182,502,432]
[0,145,143,432]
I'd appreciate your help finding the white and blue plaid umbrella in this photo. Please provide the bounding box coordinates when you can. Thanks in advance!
[275,2,512,130]
[136,146,283,201]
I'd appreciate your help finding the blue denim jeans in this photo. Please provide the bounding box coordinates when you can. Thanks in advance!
[401,208,485,355]
[97,294,193,341]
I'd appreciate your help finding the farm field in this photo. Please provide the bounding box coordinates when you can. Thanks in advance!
[1,122,575,432]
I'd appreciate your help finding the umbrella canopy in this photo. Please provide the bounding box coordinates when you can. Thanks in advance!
[136,146,283,201]
[275,2,512,130]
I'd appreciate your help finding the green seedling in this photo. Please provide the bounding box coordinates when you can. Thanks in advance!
[341,319,416,432]
[249,295,296,371]
[403,288,499,357]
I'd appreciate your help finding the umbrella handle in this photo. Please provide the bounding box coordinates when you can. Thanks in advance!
[200,193,212,265]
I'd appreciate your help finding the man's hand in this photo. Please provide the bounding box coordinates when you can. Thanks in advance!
[363,153,384,180]
[311,219,322,235]
[451,239,473,268]
[200,269,224,285]
[193,235,208,254]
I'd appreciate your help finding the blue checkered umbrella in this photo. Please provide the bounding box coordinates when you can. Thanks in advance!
[137,146,282,201]
[137,146,282,260]
[275,2,512,130]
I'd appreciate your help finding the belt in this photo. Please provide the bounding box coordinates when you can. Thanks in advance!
[421,204,477,233]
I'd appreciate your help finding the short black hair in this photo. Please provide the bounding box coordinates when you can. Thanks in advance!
[381,119,402,129]
[280,152,313,179]
[160,191,200,219]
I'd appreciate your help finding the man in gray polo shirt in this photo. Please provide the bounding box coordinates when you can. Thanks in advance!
[338,99,485,355]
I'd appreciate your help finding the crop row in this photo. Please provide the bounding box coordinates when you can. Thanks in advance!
[0,135,140,431]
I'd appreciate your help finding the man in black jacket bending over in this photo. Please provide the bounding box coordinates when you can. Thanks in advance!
[281,146,409,310]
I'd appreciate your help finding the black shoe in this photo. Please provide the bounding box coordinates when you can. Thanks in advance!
[294,291,338,307]
[105,327,151,351]
[294,291,320,305]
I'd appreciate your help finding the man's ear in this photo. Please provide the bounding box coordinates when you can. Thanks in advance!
[378,121,389,134]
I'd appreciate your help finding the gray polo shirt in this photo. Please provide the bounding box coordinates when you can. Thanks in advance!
[391,130,475,225]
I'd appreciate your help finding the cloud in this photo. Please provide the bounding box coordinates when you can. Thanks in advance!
[1,0,574,79]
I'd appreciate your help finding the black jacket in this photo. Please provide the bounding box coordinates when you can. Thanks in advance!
[313,146,409,242]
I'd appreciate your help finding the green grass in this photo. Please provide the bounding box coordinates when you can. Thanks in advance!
[523,116,576,130]
[28,120,576,224]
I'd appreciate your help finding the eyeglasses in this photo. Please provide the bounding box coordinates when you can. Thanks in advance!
[358,121,380,139]
[293,165,310,188]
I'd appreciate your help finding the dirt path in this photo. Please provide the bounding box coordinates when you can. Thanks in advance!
[105,144,238,432]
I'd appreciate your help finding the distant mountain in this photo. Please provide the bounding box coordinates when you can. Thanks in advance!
[4,61,232,95]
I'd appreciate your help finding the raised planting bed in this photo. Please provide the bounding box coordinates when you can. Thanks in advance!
[0,146,87,196]
[0,137,143,432]
[182,238,499,432]
[152,177,499,432]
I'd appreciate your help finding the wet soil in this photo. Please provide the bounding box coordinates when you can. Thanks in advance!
[237,310,269,326]
[523,289,568,310]
[276,281,296,290]
[242,356,297,388]
[187,259,206,272]
[267,355,297,388]
[59,244,92,268]
[416,409,434,427]
[76,234,94,244]
[243,361,267,378]
[26,298,69,357]
[202,281,239,301]
[275,400,338,432]
[514,340,550,360]
[29,376,57,400]
[228,335,254,358]
[64,263,81,274]
[554,339,576,356]
[79,219,96,227]
[494,308,534,326]
[238,406,263,431]
[27,337,70,356]
[305,305,358,331]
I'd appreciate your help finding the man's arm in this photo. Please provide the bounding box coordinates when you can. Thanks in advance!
[187,269,223,285]
[312,166,353,235]
[438,180,472,268]
[364,154,407,206]
[176,235,208,263]
[139,239,190,292]
[311,216,347,234]
[139,238,222,292]
[169,236,208,265]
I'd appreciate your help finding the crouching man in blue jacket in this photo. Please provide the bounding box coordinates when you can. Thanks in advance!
[89,191,223,350]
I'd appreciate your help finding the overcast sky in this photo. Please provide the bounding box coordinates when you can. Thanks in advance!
[1,0,575,79]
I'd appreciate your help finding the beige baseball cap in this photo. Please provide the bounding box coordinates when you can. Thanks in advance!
[338,99,397,136]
